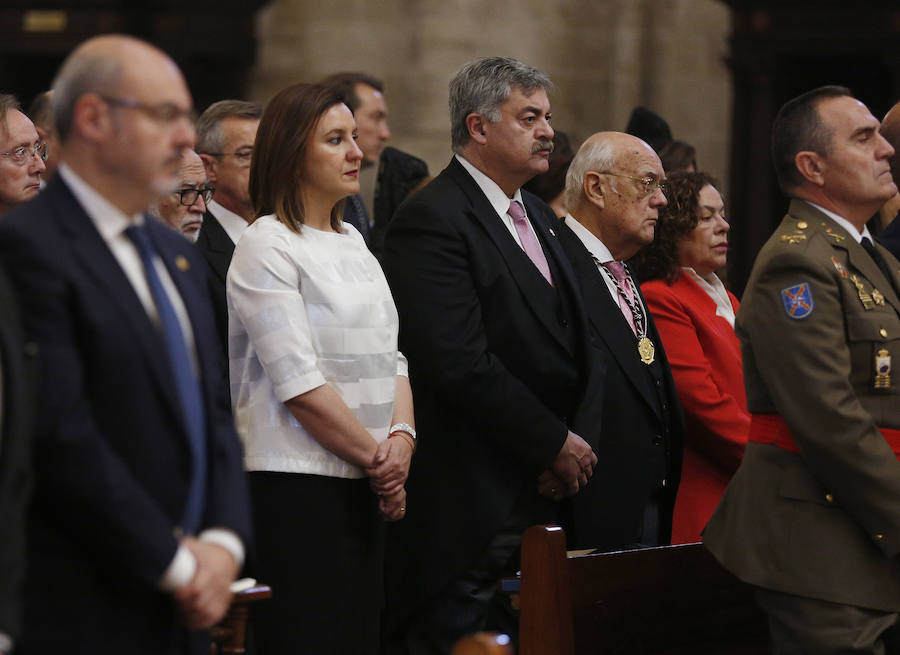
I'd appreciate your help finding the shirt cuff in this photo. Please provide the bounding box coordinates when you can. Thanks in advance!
[0,630,13,654]
[199,528,245,570]
[159,544,197,592]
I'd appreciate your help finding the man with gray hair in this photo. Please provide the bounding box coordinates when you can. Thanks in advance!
[149,148,213,241]
[382,56,600,654]
[194,99,262,355]
[0,94,46,216]
[556,132,683,549]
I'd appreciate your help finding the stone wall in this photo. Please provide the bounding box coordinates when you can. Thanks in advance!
[251,0,732,185]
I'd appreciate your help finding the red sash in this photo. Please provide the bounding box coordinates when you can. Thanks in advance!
[749,413,900,459]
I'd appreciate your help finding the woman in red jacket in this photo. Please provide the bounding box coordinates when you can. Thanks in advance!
[630,171,749,543]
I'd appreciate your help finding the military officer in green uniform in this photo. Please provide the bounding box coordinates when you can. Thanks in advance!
[704,86,900,653]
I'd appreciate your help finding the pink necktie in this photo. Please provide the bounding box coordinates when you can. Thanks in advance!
[603,261,637,335]
[508,200,553,286]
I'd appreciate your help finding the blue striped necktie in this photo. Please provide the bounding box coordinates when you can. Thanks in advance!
[125,224,207,534]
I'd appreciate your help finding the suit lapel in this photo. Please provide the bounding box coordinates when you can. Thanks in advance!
[561,225,662,420]
[198,212,235,283]
[446,159,570,351]
[49,180,187,426]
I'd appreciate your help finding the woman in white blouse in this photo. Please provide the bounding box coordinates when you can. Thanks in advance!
[630,171,749,544]
[227,83,414,654]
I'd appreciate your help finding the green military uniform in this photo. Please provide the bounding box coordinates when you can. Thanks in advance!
[704,199,900,646]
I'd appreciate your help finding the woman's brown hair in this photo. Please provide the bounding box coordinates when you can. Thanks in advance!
[250,83,346,233]
[630,170,721,283]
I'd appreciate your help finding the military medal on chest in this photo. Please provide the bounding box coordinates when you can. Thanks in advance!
[875,348,892,389]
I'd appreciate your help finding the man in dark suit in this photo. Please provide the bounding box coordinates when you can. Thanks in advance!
[556,131,683,549]
[0,35,251,654]
[876,101,900,258]
[704,87,900,653]
[0,264,36,655]
[195,100,262,356]
[321,71,391,248]
[382,56,600,655]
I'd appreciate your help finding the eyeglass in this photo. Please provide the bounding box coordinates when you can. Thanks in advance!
[208,149,253,164]
[1,141,49,166]
[175,186,215,206]
[599,172,667,198]
[99,95,196,124]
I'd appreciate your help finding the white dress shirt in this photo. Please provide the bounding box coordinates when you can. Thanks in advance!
[682,267,736,328]
[455,154,540,249]
[807,201,872,244]
[58,164,243,591]
[207,199,250,245]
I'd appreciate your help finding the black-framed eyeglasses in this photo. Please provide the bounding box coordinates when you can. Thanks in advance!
[598,171,667,198]
[1,141,49,166]
[175,186,215,206]
[99,95,196,124]
[207,149,253,164]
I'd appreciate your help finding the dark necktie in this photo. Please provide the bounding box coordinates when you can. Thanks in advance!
[861,237,898,295]
[125,225,207,534]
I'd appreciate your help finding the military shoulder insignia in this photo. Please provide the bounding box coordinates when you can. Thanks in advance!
[780,233,806,245]
[825,228,845,243]
[781,282,814,320]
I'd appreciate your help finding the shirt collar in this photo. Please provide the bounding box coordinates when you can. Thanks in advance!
[58,163,144,243]
[207,199,249,243]
[455,154,524,218]
[564,213,614,263]
[806,201,871,244]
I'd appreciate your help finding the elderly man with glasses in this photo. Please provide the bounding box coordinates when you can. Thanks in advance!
[555,131,684,551]
[149,148,214,241]
[0,94,47,216]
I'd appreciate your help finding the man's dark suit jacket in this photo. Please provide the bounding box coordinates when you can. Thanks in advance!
[557,222,684,549]
[0,177,252,655]
[381,157,604,630]
[195,211,235,363]
[0,264,36,649]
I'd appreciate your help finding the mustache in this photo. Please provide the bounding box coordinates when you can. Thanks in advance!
[531,139,555,155]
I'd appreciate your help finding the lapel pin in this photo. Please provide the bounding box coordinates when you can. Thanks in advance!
[549,228,556,237]
[175,255,190,271]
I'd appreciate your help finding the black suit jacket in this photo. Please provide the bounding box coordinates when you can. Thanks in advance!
[381,157,604,627]
[0,177,252,655]
[195,210,235,363]
[0,264,36,648]
[557,222,684,549]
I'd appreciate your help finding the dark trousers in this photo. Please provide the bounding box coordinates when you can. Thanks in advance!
[755,587,900,654]
[385,489,552,655]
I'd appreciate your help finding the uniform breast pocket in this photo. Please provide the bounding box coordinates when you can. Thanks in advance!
[845,313,900,394]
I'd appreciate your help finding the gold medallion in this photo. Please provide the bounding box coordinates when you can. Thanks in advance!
[175,255,190,271]
[637,336,655,365]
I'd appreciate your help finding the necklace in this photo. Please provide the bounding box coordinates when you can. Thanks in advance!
[597,259,655,365]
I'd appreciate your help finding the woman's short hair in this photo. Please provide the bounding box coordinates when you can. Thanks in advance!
[250,83,346,233]
[630,170,720,283]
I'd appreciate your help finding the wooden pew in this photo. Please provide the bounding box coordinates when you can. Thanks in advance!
[209,583,273,655]
[518,525,770,655]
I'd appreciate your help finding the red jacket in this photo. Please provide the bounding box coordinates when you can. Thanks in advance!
[641,272,749,543]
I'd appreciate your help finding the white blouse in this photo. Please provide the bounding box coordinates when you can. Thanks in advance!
[227,215,408,479]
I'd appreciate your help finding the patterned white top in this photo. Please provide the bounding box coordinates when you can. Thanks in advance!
[227,214,408,479]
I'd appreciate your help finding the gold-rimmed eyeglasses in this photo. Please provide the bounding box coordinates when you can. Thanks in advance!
[1,141,49,166]
[598,171,667,198]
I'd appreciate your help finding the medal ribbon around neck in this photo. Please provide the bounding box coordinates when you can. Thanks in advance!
[594,257,656,364]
